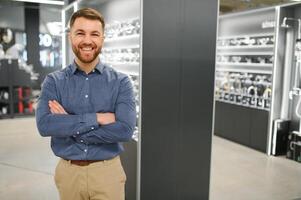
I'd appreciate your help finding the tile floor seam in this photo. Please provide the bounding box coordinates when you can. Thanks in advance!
[0,162,53,176]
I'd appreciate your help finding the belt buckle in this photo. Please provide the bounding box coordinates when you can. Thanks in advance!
[71,160,91,166]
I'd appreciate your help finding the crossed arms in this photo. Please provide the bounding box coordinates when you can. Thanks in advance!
[36,74,136,144]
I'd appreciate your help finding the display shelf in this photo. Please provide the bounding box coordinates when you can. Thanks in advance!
[217,44,274,51]
[215,76,272,86]
[106,62,139,76]
[0,114,11,119]
[105,34,139,42]
[103,44,140,50]
[216,67,273,75]
[216,62,273,67]
[217,33,274,40]
[104,34,139,48]
[216,90,272,97]
[215,99,270,111]
[217,51,274,56]
[216,62,273,74]
[0,100,9,104]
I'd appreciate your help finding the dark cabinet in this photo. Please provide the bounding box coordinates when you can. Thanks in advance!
[215,101,268,153]
[233,105,251,146]
[250,109,268,152]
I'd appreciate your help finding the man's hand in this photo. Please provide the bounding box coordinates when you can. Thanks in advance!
[96,113,116,125]
[48,100,68,114]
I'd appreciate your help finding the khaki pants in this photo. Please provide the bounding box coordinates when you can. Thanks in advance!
[54,156,126,200]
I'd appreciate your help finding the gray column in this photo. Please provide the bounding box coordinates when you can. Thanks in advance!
[140,0,218,199]
[24,3,40,74]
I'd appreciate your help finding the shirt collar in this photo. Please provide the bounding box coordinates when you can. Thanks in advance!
[70,60,104,75]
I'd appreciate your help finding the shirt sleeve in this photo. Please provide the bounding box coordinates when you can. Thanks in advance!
[35,74,99,138]
[78,75,137,144]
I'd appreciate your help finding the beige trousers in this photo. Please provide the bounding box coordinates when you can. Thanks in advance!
[54,156,126,200]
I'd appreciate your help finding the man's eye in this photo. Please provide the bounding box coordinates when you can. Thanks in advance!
[76,32,84,35]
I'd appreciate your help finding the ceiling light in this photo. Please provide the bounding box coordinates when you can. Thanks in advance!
[12,0,64,6]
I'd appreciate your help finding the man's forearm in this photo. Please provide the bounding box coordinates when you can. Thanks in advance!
[78,120,134,144]
[39,100,117,138]
[36,100,98,137]
[78,108,136,144]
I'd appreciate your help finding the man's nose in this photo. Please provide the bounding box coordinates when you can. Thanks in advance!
[82,35,93,44]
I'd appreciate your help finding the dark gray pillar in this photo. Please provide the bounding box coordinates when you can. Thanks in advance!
[24,3,40,74]
[140,0,218,199]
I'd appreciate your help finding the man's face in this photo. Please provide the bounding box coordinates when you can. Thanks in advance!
[69,17,104,64]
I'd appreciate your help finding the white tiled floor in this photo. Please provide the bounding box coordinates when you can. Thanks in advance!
[0,117,59,200]
[210,136,301,200]
[0,117,300,200]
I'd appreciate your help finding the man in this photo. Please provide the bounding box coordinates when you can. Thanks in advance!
[36,8,136,200]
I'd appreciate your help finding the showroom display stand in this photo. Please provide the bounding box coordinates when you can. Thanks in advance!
[214,8,276,153]
[215,2,301,160]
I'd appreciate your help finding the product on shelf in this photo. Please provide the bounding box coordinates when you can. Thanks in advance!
[101,47,140,65]
[0,90,9,100]
[216,55,274,64]
[215,71,272,110]
[12,86,33,114]
[0,87,10,116]
[217,35,274,47]
[104,18,140,39]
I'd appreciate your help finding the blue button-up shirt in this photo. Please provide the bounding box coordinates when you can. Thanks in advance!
[36,61,136,160]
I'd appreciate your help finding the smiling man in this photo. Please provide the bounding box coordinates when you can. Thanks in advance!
[36,8,136,200]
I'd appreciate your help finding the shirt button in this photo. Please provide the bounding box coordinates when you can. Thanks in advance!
[86,78,89,80]
[91,127,94,130]
[80,140,84,143]
[92,69,95,72]
[84,149,87,152]
[85,95,88,98]
[76,131,80,135]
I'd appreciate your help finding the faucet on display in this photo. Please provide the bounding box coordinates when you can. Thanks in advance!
[281,17,301,39]
[282,17,301,120]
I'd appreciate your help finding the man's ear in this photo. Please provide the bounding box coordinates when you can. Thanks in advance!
[68,31,71,42]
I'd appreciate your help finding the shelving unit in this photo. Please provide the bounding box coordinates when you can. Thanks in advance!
[104,34,140,44]
[0,59,33,119]
[214,7,276,153]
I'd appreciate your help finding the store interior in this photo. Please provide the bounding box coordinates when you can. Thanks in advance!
[0,0,301,200]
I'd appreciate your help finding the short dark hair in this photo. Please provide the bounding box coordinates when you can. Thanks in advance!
[69,8,105,31]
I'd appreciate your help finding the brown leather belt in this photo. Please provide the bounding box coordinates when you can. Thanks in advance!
[69,160,103,166]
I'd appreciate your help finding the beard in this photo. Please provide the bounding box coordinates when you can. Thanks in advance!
[72,43,102,64]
